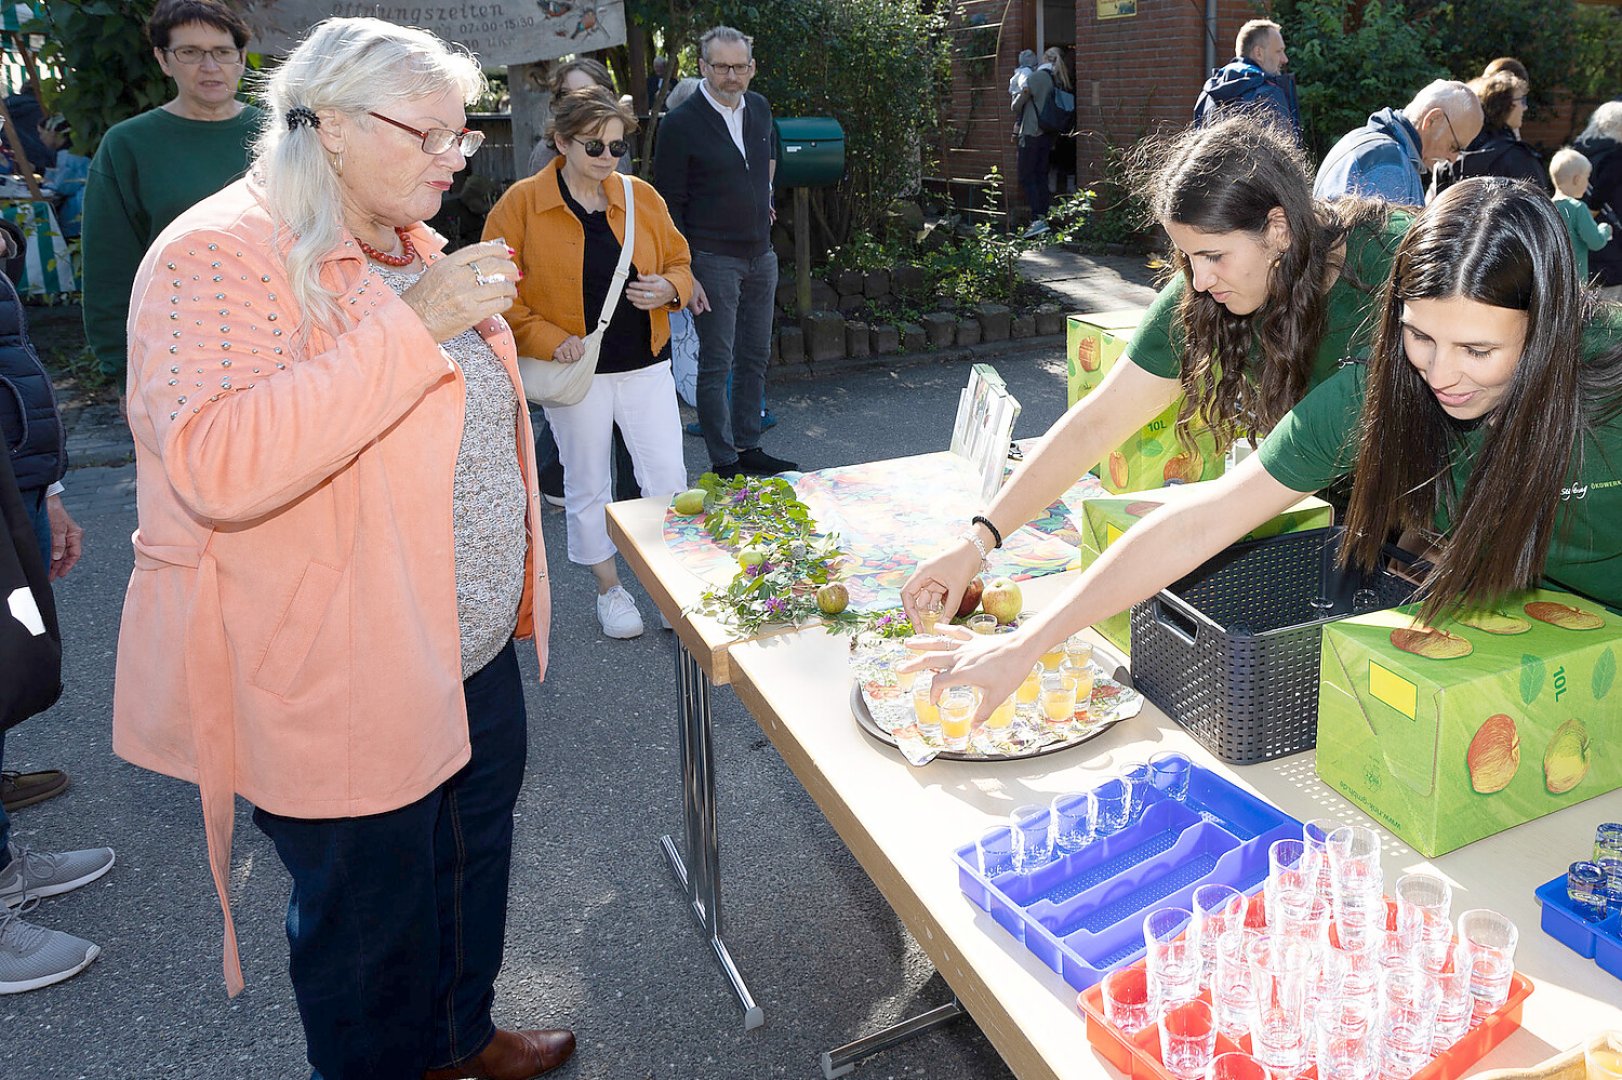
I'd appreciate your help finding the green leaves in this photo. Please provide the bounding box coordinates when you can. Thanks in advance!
[28,0,171,157]
[1520,654,1545,706]
[1594,648,1616,701]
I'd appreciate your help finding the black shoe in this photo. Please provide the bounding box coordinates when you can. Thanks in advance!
[735,447,799,475]
[712,462,744,480]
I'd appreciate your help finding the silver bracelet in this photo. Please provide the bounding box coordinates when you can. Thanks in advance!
[959,530,990,572]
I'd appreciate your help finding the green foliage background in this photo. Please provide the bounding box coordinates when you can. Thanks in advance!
[26,0,170,157]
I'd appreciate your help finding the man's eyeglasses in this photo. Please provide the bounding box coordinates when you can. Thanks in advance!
[702,60,753,76]
[1442,112,1465,155]
[576,137,630,158]
[163,45,244,66]
[368,112,485,157]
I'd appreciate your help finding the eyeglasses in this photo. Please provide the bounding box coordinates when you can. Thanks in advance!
[1513,96,1529,107]
[576,137,629,158]
[367,112,485,157]
[1442,112,1465,155]
[702,60,754,76]
[163,45,244,66]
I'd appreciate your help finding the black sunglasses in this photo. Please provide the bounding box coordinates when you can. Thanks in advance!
[577,137,629,158]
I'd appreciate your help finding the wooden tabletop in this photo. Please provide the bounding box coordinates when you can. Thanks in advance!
[724,579,1622,1079]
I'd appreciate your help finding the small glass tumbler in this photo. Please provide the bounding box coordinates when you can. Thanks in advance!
[1010,803,1054,872]
[1267,838,1322,917]
[1143,906,1201,1008]
[1333,876,1388,955]
[1309,594,1337,620]
[1395,870,1453,969]
[1596,824,1622,901]
[1063,632,1094,668]
[1277,890,1332,951]
[1060,658,1095,720]
[966,612,998,635]
[1247,934,1313,1077]
[1428,942,1474,1053]
[1213,928,1259,1044]
[1585,1030,1622,1080]
[1569,860,1612,922]
[1050,791,1095,855]
[1351,588,1382,613]
[1457,907,1518,1023]
[1191,883,1246,987]
[1149,751,1194,802]
[1303,816,1344,900]
[1379,965,1441,1079]
[977,825,1016,878]
[1158,998,1218,1080]
[913,594,945,636]
[1328,826,1384,941]
[1101,965,1157,1036]
[1207,1052,1273,1080]
[1039,673,1076,731]
[1093,778,1132,837]
[1316,993,1380,1080]
[937,685,979,752]
[1122,761,1156,825]
[911,675,941,742]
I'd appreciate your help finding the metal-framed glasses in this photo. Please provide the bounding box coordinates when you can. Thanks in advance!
[576,137,629,158]
[367,112,485,157]
[163,45,244,65]
[1442,112,1465,155]
[702,60,754,76]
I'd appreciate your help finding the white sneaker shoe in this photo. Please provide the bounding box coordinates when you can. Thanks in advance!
[596,586,644,639]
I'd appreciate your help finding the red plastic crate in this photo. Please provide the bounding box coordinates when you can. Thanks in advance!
[1078,964,1534,1080]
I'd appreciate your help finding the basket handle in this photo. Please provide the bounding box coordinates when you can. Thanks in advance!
[1152,596,1200,647]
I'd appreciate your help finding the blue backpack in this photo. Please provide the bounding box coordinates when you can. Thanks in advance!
[1038,83,1076,135]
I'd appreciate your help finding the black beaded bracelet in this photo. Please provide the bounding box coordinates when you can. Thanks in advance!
[971,514,1004,550]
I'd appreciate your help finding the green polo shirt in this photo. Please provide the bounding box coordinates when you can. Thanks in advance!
[1257,307,1622,607]
[1126,211,1412,397]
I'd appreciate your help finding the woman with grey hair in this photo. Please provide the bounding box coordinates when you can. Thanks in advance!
[1574,100,1622,295]
[115,17,573,1079]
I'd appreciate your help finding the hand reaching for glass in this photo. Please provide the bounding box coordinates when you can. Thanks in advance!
[898,623,1044,723]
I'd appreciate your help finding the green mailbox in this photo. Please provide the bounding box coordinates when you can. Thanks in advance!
[774,117,845,188]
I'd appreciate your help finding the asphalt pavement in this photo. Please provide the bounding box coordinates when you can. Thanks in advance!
[7,246,1158,1080]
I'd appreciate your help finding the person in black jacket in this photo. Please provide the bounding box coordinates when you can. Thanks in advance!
[0,217,115,995]
[1193,20,1302,141]
[1574,101,1622,297]
[1434,70,1548,197]
[652,24,797,478]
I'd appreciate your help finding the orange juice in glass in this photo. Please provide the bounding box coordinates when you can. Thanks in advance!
[1064,633,1094,668]
[914,595,944,637]
[987,694,1017,732]
[1061,659,1095,719]
[938,686,979,751]
[967,613,998,635]
[911,677,942,740]
[1016,663,1043,705]
[1039,642,1066,672]
[1040,673,1076,730]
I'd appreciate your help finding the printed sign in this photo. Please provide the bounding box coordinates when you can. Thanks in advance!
[238,0,626,66]
[1097,0,1137,18]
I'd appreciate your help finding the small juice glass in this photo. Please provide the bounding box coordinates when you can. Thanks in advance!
[911,677,941,741]
[938,686,979,751]
[914,595,944,636]
[1040,673,1076,730]
[986,694,1017,732]
[1015,663,1043,705]
[1063,633,1094,668]
[967,613,998,635]
[1039,641,1066,671]
[1060,659,1094,719]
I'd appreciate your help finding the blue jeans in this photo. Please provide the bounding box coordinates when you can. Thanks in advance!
[0,487,52,869]
[692,248,778,468]
[253,640,528,1080]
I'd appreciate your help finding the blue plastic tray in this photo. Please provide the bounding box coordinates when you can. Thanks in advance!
[952,765,1301,991]
[1535,872,1622,980]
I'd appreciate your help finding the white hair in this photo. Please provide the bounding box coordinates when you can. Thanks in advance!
[1551,147,1592,189]
[1405,79,1480,124]
[700,25,753,61]
[664,76,702,111]
[250,17,485,340]
[1581,101,1622,144]
[1018,49,1038,68]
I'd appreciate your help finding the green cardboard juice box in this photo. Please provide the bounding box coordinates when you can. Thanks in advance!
[1316,590,1622,857]
[1076,488,1334,656]
[1066,311,1225,494]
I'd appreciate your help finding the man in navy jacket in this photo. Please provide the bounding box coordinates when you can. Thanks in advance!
[653,25,797,477]
[1193,20,1302,140]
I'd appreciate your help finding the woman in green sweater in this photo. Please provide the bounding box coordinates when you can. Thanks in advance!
[906,178,1622,712]
[900,113,1405,622]
[80,0,261,388]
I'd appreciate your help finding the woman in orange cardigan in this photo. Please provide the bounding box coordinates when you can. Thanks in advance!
[484,87,693,638]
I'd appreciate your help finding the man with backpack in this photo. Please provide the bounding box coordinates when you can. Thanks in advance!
[1012,46,1075,238]
[1193,20,1302,140]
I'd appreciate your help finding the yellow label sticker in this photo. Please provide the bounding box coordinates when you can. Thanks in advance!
[1105,523,1125,548]
[1368,661,1417,720]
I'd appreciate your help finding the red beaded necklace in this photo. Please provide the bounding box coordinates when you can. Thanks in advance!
[356,226,417,267]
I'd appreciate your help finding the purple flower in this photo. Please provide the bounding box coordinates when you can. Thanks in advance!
[732,489,750,505]
[745,562,767,578]
[764,597,788,617]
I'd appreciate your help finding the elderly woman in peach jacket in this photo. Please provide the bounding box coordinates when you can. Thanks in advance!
[115,18,573,1080]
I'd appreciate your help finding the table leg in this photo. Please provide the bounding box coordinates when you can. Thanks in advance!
[658,637,766,1031]
[819,997,966,1078]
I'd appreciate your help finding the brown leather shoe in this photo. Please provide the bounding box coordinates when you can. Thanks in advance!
[423,1028,576,1080]
[1,769,70,812]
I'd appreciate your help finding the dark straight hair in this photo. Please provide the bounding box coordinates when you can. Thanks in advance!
[1137,115,1392,453]
[1341,177,1622,621]
[147,0,250,50]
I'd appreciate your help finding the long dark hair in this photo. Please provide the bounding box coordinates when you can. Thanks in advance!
[1342,177,1622,620]
[1137,115,1392,452]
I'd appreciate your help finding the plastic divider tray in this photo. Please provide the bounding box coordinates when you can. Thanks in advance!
[1535,872,1622,980]
[952,766,1300,991]
[1077,960,1533,1080]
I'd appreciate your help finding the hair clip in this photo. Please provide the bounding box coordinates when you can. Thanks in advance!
[286,107,320,130]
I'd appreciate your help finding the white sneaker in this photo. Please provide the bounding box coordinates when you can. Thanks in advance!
[596,586,644,639]
[1022,219,1051,239]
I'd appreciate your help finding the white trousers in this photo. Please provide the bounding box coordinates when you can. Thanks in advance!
[544,360,688,566]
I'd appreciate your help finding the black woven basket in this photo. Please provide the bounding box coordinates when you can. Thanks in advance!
[1129,527,1416,765]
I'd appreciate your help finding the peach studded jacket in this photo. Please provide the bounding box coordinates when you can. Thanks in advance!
[113,177,550,995]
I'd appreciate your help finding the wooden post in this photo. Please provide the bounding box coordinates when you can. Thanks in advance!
[508,61,551,181]
[795,186,811,317]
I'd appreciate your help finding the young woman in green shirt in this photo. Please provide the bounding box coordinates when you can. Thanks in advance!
[905,178,1622,715]
[901,113,1403,624]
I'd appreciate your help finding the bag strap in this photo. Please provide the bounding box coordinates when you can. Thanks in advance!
[587,174,637,342]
